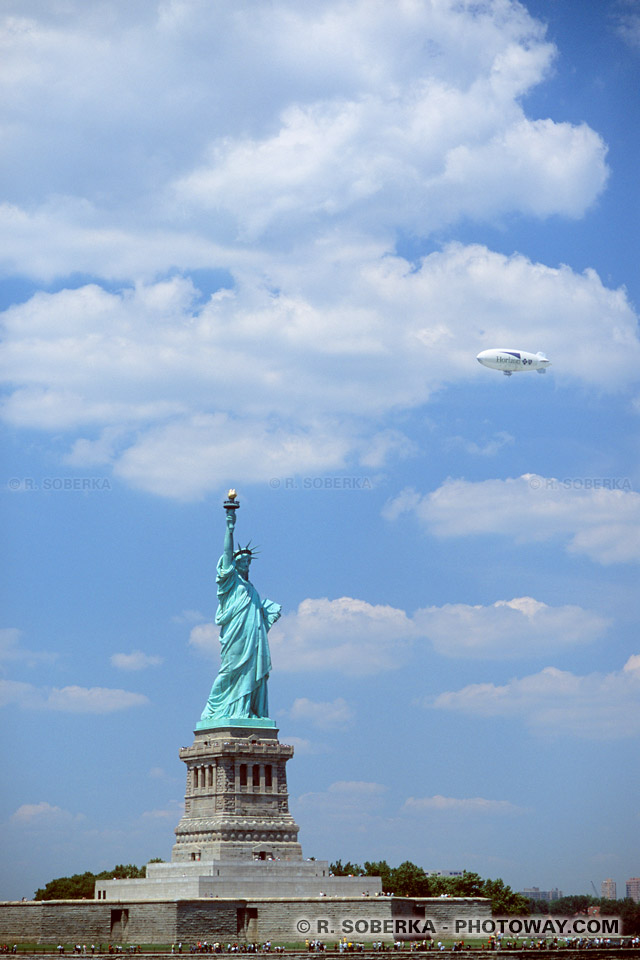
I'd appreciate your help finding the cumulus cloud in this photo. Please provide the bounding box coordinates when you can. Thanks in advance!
[2,248,638,500]
[0,680,149,713]
[0,2,636,499]
[140,807,175,821]
[270,597,416,675]
[445,431,514,457]
[403,795,524,815]
[11,801,82,826]
[110,650,163,671]
[288,696,354,729]
[270,594,607,668]
[0,680,46,710]
[0,0,603,241]
[45,686,149,713]
[414,597,609,659]
[385,474,640,565]
[0,628,57,668]
[172,609,207,625]
[430,655,640,740]
[188,622,219,657]
[281,736,329,756]
[612,0,640,51]
[174,100,607,241]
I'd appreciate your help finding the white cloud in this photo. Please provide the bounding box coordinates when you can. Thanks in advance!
[288,696,354,729]
[140,808,174,821]
[1,251,638,500]
[0,680,45,709]
[0,628,25,662]
[403,795,524,815]
[0,203,230,284]
[438,118,607,223]
[1,0,599,246]
[175,97,606,241]
[445,431,514,457]
[281,736,329,756]
[110,650,163,671]
[270,594,607,667]
[45,686,150,713]
[188,622,219,657]
[170,4,606,242]
[10,801,82,826]
[430,655,640,740]
[612,1,640,51]
[328,781,387,797]
[386,474,640,565]
[173,609,206,625]
[113,415,352,500]
[270,596,416,675]
[0,680,149,713]
[0,628,57,668]
[0,2,637,500]
[414,597,609,659]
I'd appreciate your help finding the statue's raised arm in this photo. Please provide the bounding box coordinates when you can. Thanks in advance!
[222,503,236,567]
[198,491,281,728]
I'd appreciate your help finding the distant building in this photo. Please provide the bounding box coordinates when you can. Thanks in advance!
[601,879,617,899]
[627,878,640,903]
[426,870,464,877]
[520,887,563,902]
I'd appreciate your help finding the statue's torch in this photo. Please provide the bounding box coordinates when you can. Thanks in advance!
[223,488,240,512]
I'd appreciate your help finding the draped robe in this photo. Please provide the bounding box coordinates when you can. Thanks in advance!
[200,554,281,721]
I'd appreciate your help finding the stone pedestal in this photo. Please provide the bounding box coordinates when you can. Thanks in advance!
[171,724,303,863]
[94,722,383,900]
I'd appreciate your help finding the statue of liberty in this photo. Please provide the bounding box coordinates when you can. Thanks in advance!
[199,491,281,725]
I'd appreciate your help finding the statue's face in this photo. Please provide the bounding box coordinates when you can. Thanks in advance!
[236,554,251,578]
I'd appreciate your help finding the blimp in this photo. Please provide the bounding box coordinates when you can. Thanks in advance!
[477,348,551,376]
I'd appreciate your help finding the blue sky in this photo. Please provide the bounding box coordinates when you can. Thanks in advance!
[1,0,639,903]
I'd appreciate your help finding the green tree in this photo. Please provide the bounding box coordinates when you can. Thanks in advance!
[363,860,393,891]
[617,897,640,936]
[34,864,147,900]
[34,872,98,901]
[389,861,430,897]
[329,859,364,876]
[438,871,486,898]
[481,876,529,915]
[548,894,597,915]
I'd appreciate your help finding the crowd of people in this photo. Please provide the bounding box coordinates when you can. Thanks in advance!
[3,938,640,954]
[188,946,284,954]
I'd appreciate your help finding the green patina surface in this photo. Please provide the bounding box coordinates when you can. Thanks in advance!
[199,500,281,727]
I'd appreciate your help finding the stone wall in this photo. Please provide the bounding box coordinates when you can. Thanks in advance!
[0,897,490,946]
[0,902,43,940]
[242,897,490,942]
[0,901,179,945]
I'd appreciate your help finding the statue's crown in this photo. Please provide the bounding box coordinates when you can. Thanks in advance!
[233,541,259,560]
